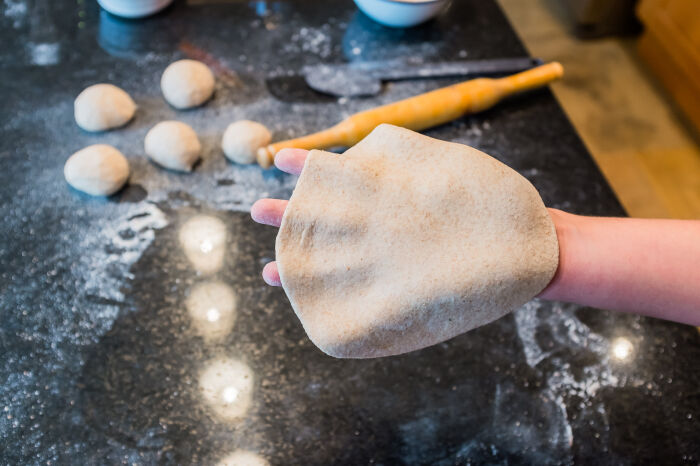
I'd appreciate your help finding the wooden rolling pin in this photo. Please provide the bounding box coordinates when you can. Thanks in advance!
[257,62,563,168]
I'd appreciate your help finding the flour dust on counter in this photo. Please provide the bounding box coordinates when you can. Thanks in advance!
[284,25,334,59]
[74,203,295,464]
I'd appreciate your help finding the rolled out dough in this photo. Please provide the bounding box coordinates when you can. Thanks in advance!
[276,124,559,359]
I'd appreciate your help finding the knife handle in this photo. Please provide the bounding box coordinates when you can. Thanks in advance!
[257,62,563,168]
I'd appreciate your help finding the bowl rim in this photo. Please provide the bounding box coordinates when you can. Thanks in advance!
[372,0,446,5]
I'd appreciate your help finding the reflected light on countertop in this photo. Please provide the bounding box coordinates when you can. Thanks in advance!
[200,239,214,253]
[179,215,227,274]
[222,386,239,403]
[611,337,634,361]
[186,281,237,341]
[199,358,254,422]
[217,450,269,466]
[206,307,221,322]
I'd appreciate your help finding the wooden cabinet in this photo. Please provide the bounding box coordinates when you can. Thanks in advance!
[637,0,700,132]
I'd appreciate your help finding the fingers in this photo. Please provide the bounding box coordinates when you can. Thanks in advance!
[251,199,288,227]
[262,261,281,286]
[251,149,306,227]
[250,198,285,286]
[275,148,308,175]
[254,148,306,287]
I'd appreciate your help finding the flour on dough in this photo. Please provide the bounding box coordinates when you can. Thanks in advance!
[74,84,136,132]
[276,124,559,358]
[221,120,271,165]
[145,120,201,172]
[64,144,129,196]
[161,59,215,109]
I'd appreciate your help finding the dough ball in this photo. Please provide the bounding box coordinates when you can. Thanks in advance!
[222,120,271,164]
[74,84,136,132]
[64,144,129,196]
[160,59,215,109]
[145,120,201,172]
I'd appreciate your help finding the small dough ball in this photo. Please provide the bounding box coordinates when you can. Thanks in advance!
[222,120,271,164]
[161,59,215,109]
[145,120,201,172]
[64,144,129,196]
[74,84,136,132]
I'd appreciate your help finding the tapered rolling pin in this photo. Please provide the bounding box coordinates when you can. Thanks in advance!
[257,62,563,168]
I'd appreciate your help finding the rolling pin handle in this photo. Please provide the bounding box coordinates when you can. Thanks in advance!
[497,61,564,95]
[257,146,275,169]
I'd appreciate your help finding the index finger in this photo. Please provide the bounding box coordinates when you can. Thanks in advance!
[275,148,308,175]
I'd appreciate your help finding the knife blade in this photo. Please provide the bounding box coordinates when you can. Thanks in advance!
[303,57,543,97]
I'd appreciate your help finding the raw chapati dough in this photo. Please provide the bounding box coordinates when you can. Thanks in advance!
[64,144,129,196]
[221,120,271,164]
[160,59,215,109]
[74,84,136,132]
[276,124,559,359]
[144,120,201,172]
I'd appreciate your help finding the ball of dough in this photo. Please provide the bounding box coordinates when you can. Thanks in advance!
[160,59,215,109]
[145,120,201,172]
[64,144,129,196]
[74,84,136,132]
[221,120,271,165]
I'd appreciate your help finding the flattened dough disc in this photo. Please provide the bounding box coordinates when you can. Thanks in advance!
[276,124,558,358]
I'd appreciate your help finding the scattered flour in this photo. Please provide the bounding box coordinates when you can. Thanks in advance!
[512,300,649,452]
[3,0,27,28]
[285,26,333,58]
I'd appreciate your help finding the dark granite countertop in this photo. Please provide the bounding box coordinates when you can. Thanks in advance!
[1,0,698,464]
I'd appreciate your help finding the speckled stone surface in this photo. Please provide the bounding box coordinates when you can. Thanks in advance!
[0,0,698,464]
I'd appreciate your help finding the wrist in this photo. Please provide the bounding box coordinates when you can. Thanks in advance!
[537,208,583,301]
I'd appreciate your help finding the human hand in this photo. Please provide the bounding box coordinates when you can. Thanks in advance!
[251,147,700,328]
[250,148,309,286]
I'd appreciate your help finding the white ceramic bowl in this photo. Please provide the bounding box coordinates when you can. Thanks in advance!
[97,0,173,18]
[353,0,449,28]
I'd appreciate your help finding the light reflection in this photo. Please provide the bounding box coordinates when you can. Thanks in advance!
[217,450,269,466]
[199,358,254,422]
[186,281,237,341]
[222,386,239,403]
[206,307,221,323]
[200,239,214,253]
[611,337,634,361]
[179,215,227,274]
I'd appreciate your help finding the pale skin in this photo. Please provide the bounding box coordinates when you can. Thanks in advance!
[252,148,700,327]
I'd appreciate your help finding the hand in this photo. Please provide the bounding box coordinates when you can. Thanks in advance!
[250,148,309,286]
[251,150,700,326]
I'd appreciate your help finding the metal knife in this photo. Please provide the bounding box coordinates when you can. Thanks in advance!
[303,57,544,97]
